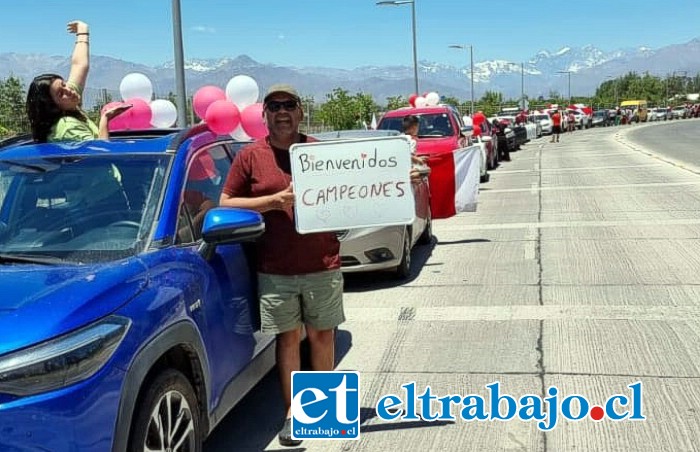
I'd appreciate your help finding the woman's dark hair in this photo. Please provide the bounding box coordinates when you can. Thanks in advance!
[26,73,85,143]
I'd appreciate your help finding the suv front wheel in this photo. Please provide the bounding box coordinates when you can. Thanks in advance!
[128,369,202,452]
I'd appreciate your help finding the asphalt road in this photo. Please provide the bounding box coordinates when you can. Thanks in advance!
[204,121,700,451]
[625,119,700,171]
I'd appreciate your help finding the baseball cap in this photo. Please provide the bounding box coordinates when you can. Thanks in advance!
[263,84,301,104]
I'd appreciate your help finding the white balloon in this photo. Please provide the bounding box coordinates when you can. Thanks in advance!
[415,96,428,108]
[119,73,154,103]
[149,99,178,128]
[426,92,440,106]
[230,124,251,141]
[225,75,259,109]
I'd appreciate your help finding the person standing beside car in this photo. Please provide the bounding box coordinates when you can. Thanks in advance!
[402,115,430,180]
[550,110,562,143]
[219,84,345,448]
[26,21,131,143]
[567,111,576,132]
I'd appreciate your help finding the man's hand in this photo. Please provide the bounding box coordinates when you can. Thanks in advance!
[67,21,89,35]
[271,183,295,210]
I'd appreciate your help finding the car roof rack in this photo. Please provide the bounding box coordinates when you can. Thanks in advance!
[167,123,213,152]
[109,128,183,139]
[1,124,219,153]
[0,134,34,149]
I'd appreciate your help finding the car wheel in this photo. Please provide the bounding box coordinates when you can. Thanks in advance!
[395,228,412,279]
[128,369,202,452]
[417,207,433,245]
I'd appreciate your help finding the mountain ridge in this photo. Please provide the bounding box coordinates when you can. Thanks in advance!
[2,38,699,103]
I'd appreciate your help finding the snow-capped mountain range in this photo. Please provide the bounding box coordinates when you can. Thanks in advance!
[2,39,699,104]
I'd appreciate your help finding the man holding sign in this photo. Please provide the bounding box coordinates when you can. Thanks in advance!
[220,84,344,447]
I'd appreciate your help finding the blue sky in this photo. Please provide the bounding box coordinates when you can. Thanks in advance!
[2,0,700,68]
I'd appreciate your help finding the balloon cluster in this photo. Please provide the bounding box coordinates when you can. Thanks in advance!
[102,73,268,140]
[102,73,178,131]
[408,91,441,108]
[193,75,266,140]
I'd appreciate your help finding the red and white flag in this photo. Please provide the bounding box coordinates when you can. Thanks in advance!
[424,146,482,219]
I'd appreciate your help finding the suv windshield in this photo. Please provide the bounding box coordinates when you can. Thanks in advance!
[378,113,455,137]
[0,154,170,263]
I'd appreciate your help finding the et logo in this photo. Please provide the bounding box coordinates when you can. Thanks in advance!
[291,371,360,440]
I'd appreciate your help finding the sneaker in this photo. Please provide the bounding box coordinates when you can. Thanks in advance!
[278,418,302,447]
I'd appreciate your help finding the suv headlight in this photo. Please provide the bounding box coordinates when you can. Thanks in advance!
[0,316,131,397]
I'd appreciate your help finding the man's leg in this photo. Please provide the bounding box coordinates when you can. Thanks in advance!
[301,269,345,371]
[277,328,302,417]
[306,325,335,371]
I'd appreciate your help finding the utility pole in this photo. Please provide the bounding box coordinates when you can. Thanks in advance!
[521,62,525,109]
[172,0,188,127]
[449,44,474,114]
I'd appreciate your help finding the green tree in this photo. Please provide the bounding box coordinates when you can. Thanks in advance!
[0,76,28,137]
[386,95,406,111]
[478,90,504,116]
[440,95,461,107]
[317,88,380,130]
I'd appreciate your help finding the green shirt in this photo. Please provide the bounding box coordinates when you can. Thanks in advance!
[47,80,99,142]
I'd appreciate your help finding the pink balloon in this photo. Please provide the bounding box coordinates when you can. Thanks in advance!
[193,86,226,120]
[205,100,241,135]
[124,98,152,130]
[103,102,129,131]
[240,103,267,139]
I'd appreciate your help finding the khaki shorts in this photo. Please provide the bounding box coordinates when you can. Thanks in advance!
[258,270,345,334]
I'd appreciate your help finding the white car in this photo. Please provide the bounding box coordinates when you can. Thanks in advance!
[311,129,432,279]
[529,113,553,135]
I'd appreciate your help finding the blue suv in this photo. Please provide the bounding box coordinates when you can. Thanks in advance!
[0,126,275,451]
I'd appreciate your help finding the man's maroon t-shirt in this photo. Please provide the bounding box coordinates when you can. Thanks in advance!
[222,135,341,275]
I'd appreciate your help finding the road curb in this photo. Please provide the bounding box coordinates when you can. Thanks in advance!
[613,120,700,176]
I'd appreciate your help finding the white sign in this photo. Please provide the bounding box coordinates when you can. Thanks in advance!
[290,136,414,234]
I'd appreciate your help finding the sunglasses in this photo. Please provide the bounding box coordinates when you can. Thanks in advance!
[265,100,299,112]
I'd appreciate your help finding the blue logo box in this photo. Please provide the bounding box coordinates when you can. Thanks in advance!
[291,371,361,440]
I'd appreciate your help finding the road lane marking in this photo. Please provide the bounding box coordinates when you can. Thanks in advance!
[481,181,700,194]
[343,305,700,322]
[496,164,662,174]
[435,218,700,231]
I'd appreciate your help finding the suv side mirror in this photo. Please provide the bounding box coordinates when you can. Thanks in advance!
[199,208,265,259]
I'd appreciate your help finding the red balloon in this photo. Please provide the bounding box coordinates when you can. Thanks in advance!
[103,102,129,131]
[408,93,418,107]
[124,98,152,130]
[193,86,226,120]
[472,112,486,127]
[205,100,241,135]
[240,103,268,139]
[472,124,482,136]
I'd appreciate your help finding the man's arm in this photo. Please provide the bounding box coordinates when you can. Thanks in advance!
[220,184,294,213]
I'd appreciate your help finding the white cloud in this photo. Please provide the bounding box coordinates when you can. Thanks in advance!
[278,34,285,40]
[191,25,216,34]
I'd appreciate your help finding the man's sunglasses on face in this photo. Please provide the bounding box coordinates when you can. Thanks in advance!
[265,100,299,112]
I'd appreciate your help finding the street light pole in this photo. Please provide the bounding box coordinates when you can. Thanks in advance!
[449,44,474,114]
[172,0,188,128]
[470,45,474,114]
[557,70,572,104]
[377,0,419,94]
[521,62,525,109]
